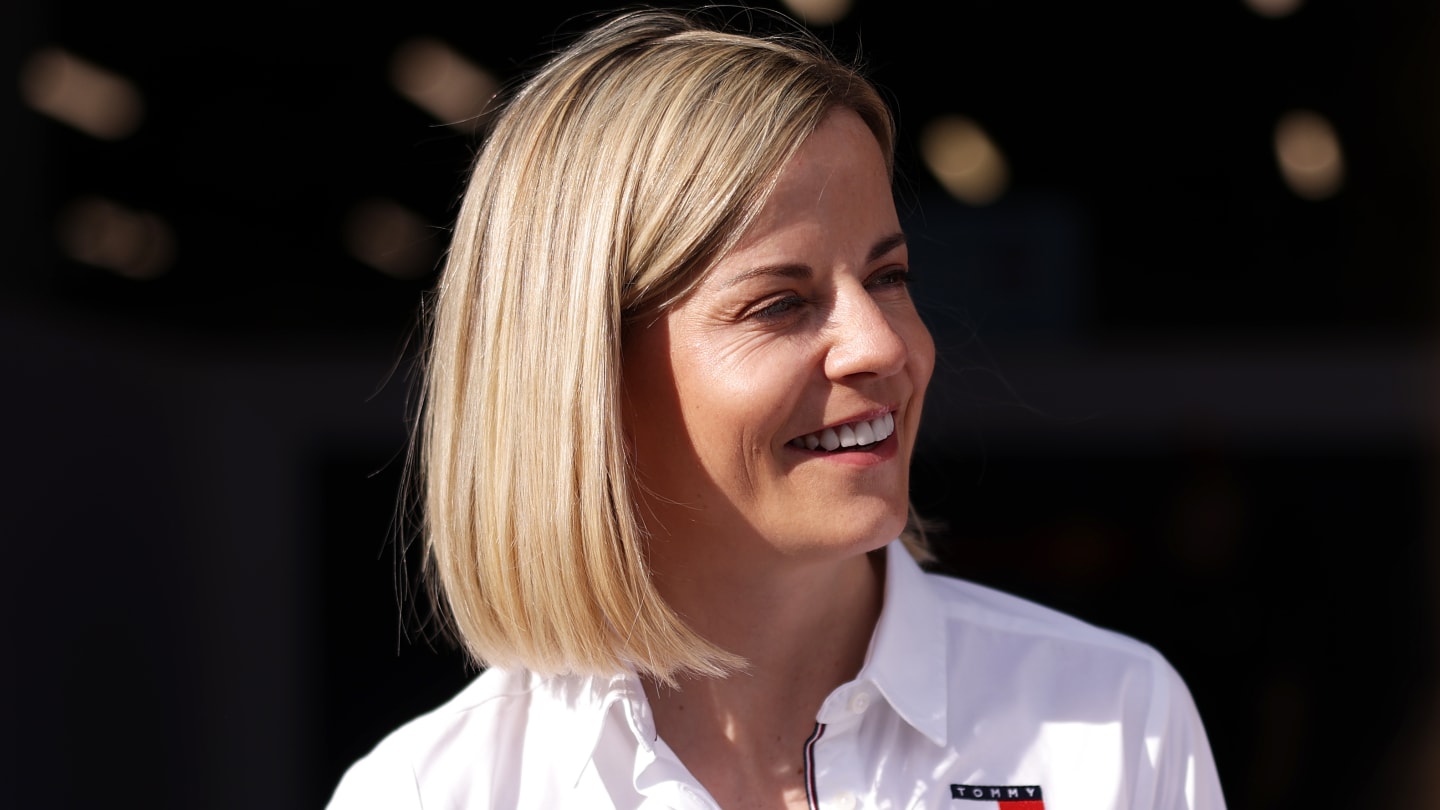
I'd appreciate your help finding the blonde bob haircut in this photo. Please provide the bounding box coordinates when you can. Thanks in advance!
[421,6,930,685]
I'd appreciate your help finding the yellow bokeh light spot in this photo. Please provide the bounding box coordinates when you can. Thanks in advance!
[780,0,853,26]
[343,198,437,279]
[56,196,175,279]
[920,115,1009,206]
[1274,109,1344,201]
[390,38,499,133]
[19,47,144,140]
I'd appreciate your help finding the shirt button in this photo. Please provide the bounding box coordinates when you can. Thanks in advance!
[847,691,871,714]
[831,791,857,810]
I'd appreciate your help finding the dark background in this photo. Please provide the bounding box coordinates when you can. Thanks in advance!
[6,1,1437,808]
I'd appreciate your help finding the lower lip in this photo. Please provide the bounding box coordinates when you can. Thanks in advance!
[785,430,899,466]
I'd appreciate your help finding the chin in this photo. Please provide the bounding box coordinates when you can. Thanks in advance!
[782,509,908,560]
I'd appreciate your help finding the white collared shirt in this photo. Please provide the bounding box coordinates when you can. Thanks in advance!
[327,541,1226,809]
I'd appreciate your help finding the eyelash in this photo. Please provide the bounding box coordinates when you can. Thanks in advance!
[868,267,912,289]
[747,267,913,322]
[751,294,808,321]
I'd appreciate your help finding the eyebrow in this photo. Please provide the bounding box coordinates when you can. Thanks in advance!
[867,232,908,263]
[719,231,908,289]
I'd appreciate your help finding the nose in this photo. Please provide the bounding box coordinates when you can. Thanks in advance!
[822,290,911,381]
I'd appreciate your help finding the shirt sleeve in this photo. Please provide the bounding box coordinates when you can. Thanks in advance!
[325,747,425,810]
[1146,656,1228,810]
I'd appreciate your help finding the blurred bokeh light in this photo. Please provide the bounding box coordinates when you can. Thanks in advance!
[343,197,440,280]
[19,46,143,140]
[55,195,174,279]
[390,37,500,132]
[781,0,853,26]
[1244,0,1305,19]
[1274,109,1345,201]
[920,114,1009,205]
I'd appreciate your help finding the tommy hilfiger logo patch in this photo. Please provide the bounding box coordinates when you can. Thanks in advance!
[949,784,1044,807]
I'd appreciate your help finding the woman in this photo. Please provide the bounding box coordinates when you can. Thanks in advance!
[329,7,1226,809]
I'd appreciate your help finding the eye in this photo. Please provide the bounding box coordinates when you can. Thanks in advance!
[867,266,912,289]
[749,293,808,321]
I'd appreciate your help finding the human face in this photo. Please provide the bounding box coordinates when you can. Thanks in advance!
[622,108,935,566]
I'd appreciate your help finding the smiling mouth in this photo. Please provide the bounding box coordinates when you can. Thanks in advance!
[788,412,896,452]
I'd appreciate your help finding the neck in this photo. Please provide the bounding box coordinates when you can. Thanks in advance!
[645,523,891,666]
[640,544,887,809]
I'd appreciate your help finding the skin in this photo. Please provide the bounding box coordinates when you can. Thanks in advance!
[622,107,936,809]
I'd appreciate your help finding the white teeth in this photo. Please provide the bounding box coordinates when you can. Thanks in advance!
[791,413,896,452]
[854,420,875,445]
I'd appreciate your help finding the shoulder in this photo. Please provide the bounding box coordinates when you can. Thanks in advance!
[880,543,1183,704]
[897,566,1226,807]
[915,566,1196,723]
[324,668,559,810]
[923,569,1165,661]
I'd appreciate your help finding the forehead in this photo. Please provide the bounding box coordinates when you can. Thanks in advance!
[721,108,898,264]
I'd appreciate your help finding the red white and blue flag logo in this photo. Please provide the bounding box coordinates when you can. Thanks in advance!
[949,784,1045,808]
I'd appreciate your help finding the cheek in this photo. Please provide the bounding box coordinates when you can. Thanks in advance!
[903,313,936,392]
[678,331,791,407]
[674,362,762,445]
[675,345,803,458]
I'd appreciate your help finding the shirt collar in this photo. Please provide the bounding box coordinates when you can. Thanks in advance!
[552,669,697,801]
[857,540,951,746]
[531,670,643,789]
[559,538,952,783]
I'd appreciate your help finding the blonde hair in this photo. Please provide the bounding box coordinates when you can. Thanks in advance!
[420,6,928,685]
